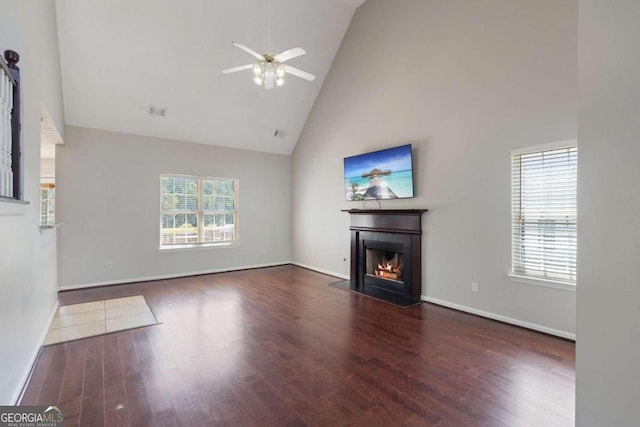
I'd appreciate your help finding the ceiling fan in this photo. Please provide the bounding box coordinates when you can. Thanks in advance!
[222,42,316,89]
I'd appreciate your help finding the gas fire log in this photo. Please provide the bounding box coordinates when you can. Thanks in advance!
[375,263,402,280]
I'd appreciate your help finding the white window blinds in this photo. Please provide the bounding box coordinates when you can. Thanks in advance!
[40,184,55,226]
[512,143,577,283]
[160,175,238,248]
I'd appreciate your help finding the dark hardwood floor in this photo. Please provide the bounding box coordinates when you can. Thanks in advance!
[21,265,575,426]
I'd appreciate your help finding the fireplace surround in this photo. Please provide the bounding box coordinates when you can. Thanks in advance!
[331,209,427,307]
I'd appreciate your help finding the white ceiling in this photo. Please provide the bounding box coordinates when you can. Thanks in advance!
[55,0,365,155]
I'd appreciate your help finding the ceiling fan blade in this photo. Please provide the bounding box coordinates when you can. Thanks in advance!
[232,42,265,61]
[274,47,306,63]
[221,64,254,74]
[283,65,316,82]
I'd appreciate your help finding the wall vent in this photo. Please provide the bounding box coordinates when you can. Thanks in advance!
[148,105,167,117]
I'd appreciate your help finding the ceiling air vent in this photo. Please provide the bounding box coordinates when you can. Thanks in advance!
[148,105,167,117]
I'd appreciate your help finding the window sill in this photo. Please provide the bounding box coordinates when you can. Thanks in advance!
[0,197,30,216]
[159,242,239,252]
[507,273,576,292]
[39,223,62,233]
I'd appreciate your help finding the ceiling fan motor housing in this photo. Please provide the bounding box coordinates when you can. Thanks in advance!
[253,60,286,89]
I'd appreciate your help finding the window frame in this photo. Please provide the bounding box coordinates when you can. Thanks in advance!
[159,174,239,250]
[509,139,578,290]
[39,183,55,227]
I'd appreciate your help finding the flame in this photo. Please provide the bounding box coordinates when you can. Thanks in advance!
[374,262,402,279]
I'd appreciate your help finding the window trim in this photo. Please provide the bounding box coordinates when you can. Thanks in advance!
[158,242,240,252]
[510,139,578,285]
[159,173,239,250]
[507,273,576,292]
[511,139,577,156]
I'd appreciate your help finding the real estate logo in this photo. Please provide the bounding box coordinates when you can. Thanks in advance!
[0,406,63,427]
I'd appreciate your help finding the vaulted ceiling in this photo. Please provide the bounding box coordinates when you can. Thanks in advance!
[54,0,365,155]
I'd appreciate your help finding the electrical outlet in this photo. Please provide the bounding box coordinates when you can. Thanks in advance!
[472,282,479,292]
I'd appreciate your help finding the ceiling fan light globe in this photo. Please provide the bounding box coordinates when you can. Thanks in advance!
[276,77,285,86]
[264,63,274,74]
[254,76,263,86]
[253,63,263,76]
[264,65,275,85]
[276,65,286,77]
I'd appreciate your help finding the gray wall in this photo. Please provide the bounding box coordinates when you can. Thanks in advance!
[291,0,578,336]
[57,126,291,288]
[0,0,62,404]
[576,1,640,424]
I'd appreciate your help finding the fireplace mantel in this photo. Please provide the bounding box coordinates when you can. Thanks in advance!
[331,209,427,307]
[341,209,428,214]
[341,209,428,234]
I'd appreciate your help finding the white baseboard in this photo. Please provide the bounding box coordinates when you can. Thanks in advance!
[58,262,291,291]
[11,299,59,405]
[291,262,349,280]
[422,296,576,341]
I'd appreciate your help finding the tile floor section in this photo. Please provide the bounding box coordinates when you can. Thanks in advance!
[44,295,160,345]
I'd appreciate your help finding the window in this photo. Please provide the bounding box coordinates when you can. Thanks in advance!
[40,183,55,226]
[511,141,577,284]
[160,174,238,249]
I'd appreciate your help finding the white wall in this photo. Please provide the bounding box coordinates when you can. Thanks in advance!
[576,1,640,424]
[0,0,21,50]
[41,158,55,178]
[292,0,578,336]
[0,0,62,404]
[27,1,64,139]
[57,126,291,288]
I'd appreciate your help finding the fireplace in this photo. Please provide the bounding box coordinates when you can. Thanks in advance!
[331,209,427,307]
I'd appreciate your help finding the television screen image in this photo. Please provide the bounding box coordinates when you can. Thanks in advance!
[344,144,414,201]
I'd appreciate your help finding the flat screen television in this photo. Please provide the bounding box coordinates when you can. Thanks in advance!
[344,144,414,201]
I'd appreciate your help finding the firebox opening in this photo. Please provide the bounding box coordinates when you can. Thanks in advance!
[366,248,404,283]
